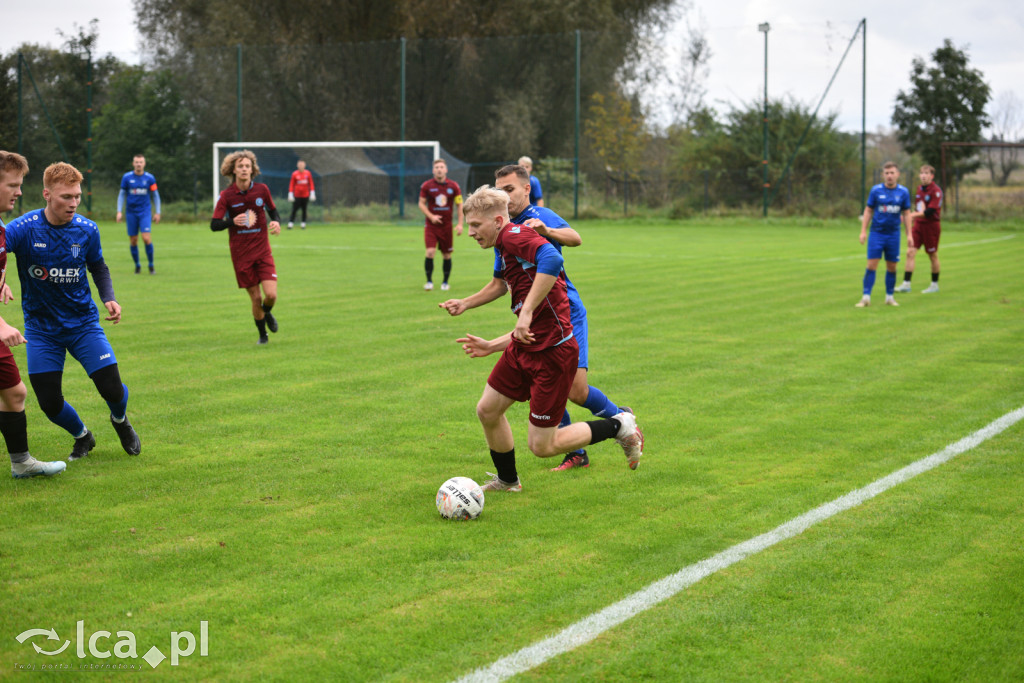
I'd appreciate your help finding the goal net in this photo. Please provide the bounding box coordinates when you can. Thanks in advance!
[212,141,470,221]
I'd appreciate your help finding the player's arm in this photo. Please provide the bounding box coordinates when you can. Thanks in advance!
[859,207,873,245]
[87,258,121,324]
[454,194,464,236]
[309,172,316,202]
[115,188,126,222]
[523,218,581,247]
[439,276,507,316]
[151,187,161,223]
[456,332,512,358]
[512,244,562,345]
[418,195,439,224]
[266,201,282,235]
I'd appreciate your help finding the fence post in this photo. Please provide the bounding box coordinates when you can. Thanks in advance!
[573,30,580,220]
[236,45,242,142]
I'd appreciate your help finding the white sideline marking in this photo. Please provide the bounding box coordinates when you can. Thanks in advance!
[817,233,1017,263]
[454,405,1024,683]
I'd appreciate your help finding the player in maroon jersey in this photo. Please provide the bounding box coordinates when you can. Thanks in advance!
[418,159,463,292]
[211,150,283,345]
[445,185,643,493]
[287,159,315,230]
[0,151,65,478]
[896,164,943,294]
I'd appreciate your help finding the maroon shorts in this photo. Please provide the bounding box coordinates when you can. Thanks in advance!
[912,223,941,253]
[0,345,22,390]
[424,224,453,254]
[487,338,578,427]
[233,254,277,289]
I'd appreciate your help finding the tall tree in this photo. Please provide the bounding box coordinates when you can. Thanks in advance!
[982,90,1023,186]
[892,39,991,175]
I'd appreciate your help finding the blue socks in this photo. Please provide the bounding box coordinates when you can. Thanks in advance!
[106,384,129,422]
[583,386,619,417]
[49,401,85,437]
[862,268,877,295]
[130,245,140,268]
[885,271,896,295]
[145,243,154,267]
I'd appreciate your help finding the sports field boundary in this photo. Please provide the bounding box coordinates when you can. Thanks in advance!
[453,405,1024,683]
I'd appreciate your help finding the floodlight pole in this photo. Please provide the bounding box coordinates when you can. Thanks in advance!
[759,22,770,217]
[860,18,867,209]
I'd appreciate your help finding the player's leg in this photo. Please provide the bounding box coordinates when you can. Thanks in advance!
[126,214,141,273]
[28,371,94,461]
[141,222,154,273]
[424,228,438,290]
[883,234,900,305]
[259,276,278,333]
[923,226,941,293]
[299,197,308,229]
[88,364,140,455]
[476,384,520,491]
[857,247,882,306]
[897,232,917,292]
[439,228,454,291]
[0,352,65,478]
[289,199,299,228]
[246,285,269,343]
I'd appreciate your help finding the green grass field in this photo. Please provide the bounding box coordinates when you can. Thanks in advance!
[2,217,1022,681]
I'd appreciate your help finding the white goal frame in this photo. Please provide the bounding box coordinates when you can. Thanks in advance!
[211,140,441,206]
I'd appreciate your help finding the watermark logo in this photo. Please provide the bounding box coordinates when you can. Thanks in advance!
[14,620,208,670]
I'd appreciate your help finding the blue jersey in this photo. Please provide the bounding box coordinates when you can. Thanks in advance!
[529,175,543,204]
[121,171,158,213]
[866,183,911,234]
[502,204,584,317]
[5,209,106,333]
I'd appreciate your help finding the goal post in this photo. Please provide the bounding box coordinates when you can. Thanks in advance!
[212,141,451,220]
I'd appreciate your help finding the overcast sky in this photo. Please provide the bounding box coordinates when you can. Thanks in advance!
[3,0,1022,135]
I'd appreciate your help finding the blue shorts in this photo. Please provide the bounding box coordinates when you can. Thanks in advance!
[867,231,901,262]
[25,323,117,376]
[570,305,589,369]
[126,211,152,237]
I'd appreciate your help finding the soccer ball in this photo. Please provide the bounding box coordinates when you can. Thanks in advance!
[436,477,484,520]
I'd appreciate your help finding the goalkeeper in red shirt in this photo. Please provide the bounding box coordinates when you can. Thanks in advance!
[287,160,315,230]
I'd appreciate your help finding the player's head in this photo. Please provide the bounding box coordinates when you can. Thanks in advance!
[882,161,899,188]
[132,154,146,173]
[464,184,511,249]
[0,151,29,212]
[42,162,84,224]
[297,159,306,171]
[517,156,533,173]
[432,159,448,182]
[495,165,531,215]
[919,164,935,184]
[222,150,260,184]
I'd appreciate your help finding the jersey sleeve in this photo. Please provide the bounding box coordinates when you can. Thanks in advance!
[212,191,229,220]
[262,185,277,212]
[307,171,315,191]
[927,187,943,209]
[530,176,543,200]
[120,173,129,191]
[419,181,430,200]
[86,223,104,264]
[866,187,878,209]
[901,189,911,211]
[289,172,297,194]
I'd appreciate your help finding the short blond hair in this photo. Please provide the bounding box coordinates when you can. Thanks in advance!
[517,156,532,167]
[920,164,935,174]
[463,184,510,218]
[43,162,83,188]
[221,150,261,178]
[0,151,29,177]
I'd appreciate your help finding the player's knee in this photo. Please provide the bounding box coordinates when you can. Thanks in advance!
[0,382,27,412]
[526,435,557,458]
[35,390,64,417]
[91,365,124,403]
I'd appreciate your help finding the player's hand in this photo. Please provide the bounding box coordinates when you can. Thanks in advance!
[310,191,316,202]
[0,322,25,348]
[455,223,463,236]
[859,230,866,245]
[288,192,295,202]
[523,218,549,237]
[115,212,123,223]
[439,299,467,316]
[269,221,281,235]
[233,211,252,227]
[0,283,12,304]
[429,213,442,225]
[512,311,535,345]
[456,334,494,358]
[154,213,161,224]
[104,301,122,325]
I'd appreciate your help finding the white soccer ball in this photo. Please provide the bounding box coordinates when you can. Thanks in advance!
[436,477,484,520]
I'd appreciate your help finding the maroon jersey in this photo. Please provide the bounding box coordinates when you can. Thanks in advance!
[914,181,942,227]
[419,178,461,229]
[213,182,277,263]
[495,222,573,353]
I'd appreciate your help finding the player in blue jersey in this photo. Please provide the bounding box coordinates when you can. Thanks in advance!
[115,154,161,274]
[518,156,544,207]
[6,162,141,462]
[0,151,66,478]
[440,164,635,471]
[856,161,911,308]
